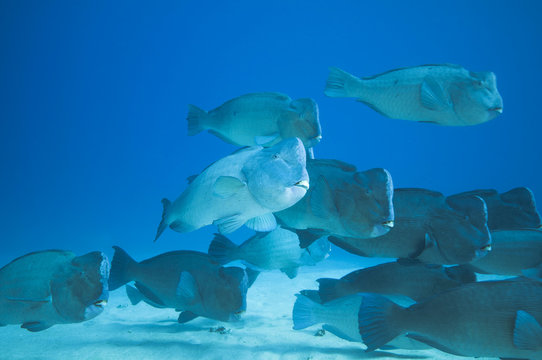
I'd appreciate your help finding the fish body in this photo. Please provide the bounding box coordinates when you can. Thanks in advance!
[469,229,542,275]
[317,260,475,305]
[453,187,541,230]
[0,250,109,332]
[359,277,542,359]
[207,227,330,278]
[155,138,309,240]
[275,159,394,239]
[328,188,491,265]
[325,64,503,126]
[292,291,429,350]
[108,246,247,323]
[187,92,322,150]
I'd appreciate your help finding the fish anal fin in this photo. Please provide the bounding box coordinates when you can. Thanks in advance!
[21,322,52,332]
[134,282,166,307]
[245,213,277,232]
[213,214,245,234]
[178,311,199,324]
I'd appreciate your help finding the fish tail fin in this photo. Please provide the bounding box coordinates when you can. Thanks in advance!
[207,233,239,265]
[324,67,360,98]
[154,198,171,242]
[109,246,138,291]
[317,278,349,303]
[358,294,405,351]
[292,292,321,330]
[186,104,208,136]
[125,284,143,305]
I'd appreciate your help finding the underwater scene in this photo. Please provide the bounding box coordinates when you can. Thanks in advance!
[1,1,542,359]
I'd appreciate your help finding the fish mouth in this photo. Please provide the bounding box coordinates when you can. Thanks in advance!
[94,299,107,308]
[294,180,310,190]
[488,106,503,113]
[382,220,394,229]
[480,244,492,252]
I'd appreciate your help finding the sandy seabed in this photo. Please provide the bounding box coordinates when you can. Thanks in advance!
[0,258,495,360]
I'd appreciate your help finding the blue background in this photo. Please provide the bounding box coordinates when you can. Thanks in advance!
[1,0,541,263]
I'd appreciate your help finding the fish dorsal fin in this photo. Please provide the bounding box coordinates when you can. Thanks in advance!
[513,310,542,350]
[213,176,246,199]
[310,175,338,218]
[254,133,280,146]
[420,76,451,111]
[176,271,199,304]
[245,213,277,232]
[186,174,198,184]
[177,311,199,324]
[213,214,245,234]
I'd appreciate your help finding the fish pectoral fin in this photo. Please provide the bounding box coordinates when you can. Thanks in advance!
[513,310,542,350]
[134,282,166,307]
[21,322,52,332]
[420,76,451,111]
[213,214,245,234]
[245,213,277,232]
[6,295,52,303]
[406,333,467,357]
[310,175,338,218]
[213,176,246,199]
[321,324,358,342]
[254,133,279,146]
[177,311,199,324]
[280,267,299,279]
[176,271,199,304]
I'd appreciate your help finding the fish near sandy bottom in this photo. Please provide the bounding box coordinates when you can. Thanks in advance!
[358,277,542,359]
[187,92,322,151]
[207,226,330,279]
[467,229,542,276]
[155,137,310,240]
[292,291,429,350]
[108,246,249,323]
[453,187,541,230]
[275,158,394,239]
[0,250,109,332]
[324,64,503,126]
[328,188,492,265]
[316,259,475,305]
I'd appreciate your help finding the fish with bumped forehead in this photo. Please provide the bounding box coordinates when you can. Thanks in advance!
[329,188,492,265]
[0,250,109,332]
[109,246,251,324]
[275,158,394,239]
[187,92,322,153]
[325,64,503,126]
[154,137,309,240]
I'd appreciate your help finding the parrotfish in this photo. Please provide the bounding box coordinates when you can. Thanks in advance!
[187,92,322,151]
[0,250,109,332]
[325,64,503,126]
[155,137,309,240]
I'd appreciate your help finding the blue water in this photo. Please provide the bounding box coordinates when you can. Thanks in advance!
[1,0,541,299]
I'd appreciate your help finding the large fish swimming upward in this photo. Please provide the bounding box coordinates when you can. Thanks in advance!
[155,137,309,240]
[0,250,109,332]
[359,277,542,359]
[109,246,249,323]
[187,92,322,152]
[324,64,503,126]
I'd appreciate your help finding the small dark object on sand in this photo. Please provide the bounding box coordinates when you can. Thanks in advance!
[210,326,231,335]
[314,328,326,336]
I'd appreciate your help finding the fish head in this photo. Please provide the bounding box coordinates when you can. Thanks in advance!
[453,71,503,125]
[243,137,309,211]
[51,251,110,322]
[335,168,394,238]
[205,266,248,322]
[430,195,492,264]
[280,98,322,149]
[495,187,542,229]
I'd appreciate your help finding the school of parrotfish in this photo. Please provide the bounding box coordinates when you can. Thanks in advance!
[2,63,541,359]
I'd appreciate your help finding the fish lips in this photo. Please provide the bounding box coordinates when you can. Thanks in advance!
[84,296,108,320]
